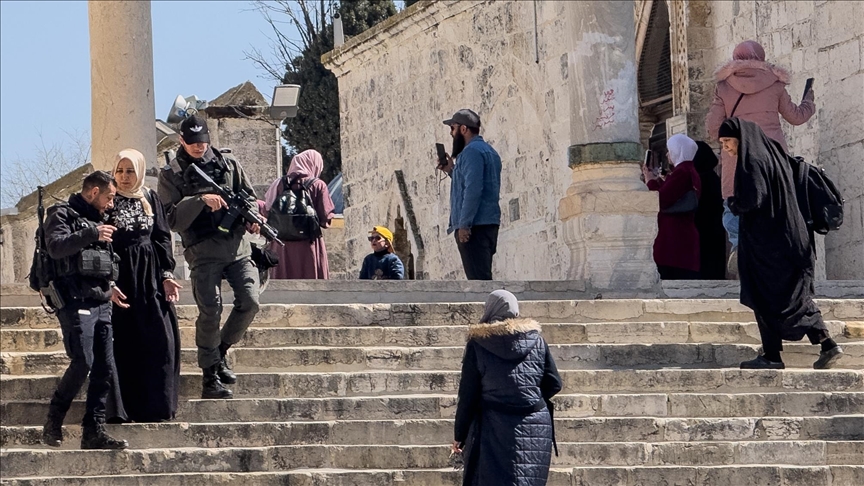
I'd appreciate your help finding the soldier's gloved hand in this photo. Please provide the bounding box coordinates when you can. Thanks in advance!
[201,194,228,212]
[97,225,117,243]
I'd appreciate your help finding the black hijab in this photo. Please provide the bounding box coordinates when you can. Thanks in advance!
[720,117,810,264]
[693,141,719,173]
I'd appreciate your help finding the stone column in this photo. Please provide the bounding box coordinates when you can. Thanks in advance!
[89,0,157,173]
[558,0,660,291]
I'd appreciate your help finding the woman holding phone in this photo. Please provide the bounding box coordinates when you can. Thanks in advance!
[705,40,815,276]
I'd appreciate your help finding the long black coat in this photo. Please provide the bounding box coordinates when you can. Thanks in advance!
[726,118,823,340]
[454,319,562,486]
[693,142,727,280]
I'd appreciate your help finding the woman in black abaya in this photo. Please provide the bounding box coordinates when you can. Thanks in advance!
[718,118,842,369]
[109,149,182,422]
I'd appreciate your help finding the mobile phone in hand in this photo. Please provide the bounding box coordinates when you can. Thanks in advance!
[803,77,814,101]
[436,143,448,167]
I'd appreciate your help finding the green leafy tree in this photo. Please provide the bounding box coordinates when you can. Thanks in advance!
[404,0,421,8]
[247,0,396,182]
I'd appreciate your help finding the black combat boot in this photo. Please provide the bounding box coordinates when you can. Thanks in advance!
[41,414,64,447]
[218,342,237,385]
[202,364,233,399]
[81,423,128,450]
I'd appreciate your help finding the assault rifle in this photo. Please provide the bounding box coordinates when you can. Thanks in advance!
[188,163,284,246]
[27,186,65,311]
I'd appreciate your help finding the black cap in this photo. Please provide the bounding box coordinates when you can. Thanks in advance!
[443,109,481,128]
[180,115,210,144]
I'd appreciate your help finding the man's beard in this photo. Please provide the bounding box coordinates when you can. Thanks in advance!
[452,132,467,159]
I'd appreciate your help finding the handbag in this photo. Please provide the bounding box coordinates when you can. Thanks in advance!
[662,189,699,214]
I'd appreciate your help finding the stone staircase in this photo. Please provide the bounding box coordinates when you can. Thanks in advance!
[1,298,863,485]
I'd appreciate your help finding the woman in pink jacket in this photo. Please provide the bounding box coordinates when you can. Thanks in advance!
[705,40,815,275]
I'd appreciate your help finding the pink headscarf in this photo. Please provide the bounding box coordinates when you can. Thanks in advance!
[263,149,324,212]
[287,149,324,180]
[732,40,766,61]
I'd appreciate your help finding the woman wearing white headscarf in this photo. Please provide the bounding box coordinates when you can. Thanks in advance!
[108,149,181,422]
[263,149,335,279]
[642,134,703,280]
[452,290,562,486]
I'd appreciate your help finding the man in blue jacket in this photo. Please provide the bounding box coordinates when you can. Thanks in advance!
[438,109,502,280]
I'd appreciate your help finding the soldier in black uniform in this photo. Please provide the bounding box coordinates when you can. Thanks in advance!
[41,171,129,450]
[157,115,261,399]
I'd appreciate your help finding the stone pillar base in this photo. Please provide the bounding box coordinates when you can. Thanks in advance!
[559,161,659,291]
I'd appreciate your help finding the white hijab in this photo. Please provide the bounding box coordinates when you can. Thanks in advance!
[666,134,698,167]
[113,148,153,216]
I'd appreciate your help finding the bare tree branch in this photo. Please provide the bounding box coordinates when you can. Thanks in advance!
[243,0,327,82]
[0,129,91,208]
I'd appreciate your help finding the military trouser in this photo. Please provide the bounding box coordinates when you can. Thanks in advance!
[48,301,115,427]
[190,256,260,368]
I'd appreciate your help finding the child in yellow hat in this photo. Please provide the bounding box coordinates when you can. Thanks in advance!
[359,226,405,280]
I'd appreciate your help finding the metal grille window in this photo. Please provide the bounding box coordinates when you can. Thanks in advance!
[638,0,672,107]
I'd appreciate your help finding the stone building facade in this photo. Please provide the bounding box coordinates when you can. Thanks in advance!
[324,0,863,281]
[325,0,581,281]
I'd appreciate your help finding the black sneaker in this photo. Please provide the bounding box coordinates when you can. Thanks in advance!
[41,417,63,447]
[740,355,785,370]
[813,346,843,370]
[81,424,128,450]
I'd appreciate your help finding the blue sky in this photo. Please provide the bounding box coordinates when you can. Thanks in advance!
[0,1,292,205]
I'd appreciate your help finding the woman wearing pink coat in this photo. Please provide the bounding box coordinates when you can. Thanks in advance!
[263,150,335,279]
[705,40,815,274]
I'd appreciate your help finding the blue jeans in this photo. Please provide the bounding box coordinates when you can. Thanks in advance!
[723,200,739,250]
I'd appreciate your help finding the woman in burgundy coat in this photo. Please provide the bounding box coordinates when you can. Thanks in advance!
[642,134,702,280]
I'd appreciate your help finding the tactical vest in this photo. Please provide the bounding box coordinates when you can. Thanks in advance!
[166,150,244,248]
[52,204,119,282]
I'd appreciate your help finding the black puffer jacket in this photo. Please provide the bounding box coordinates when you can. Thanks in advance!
[454,319,562,486]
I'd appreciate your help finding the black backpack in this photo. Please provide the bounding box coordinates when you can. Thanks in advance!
[789,156,844,235]
[268,177,322,241]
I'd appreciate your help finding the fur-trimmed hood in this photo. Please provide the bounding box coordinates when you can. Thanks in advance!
[467,318,542,361]
[714,59,791,94]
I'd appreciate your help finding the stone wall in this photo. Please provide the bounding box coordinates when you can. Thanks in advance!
[685,0,864,279]
[325,0,574,280]
[205,116,282,197]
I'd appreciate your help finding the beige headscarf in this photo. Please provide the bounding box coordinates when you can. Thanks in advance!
[113,148,153,216]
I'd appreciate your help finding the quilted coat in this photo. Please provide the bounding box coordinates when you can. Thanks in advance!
[454,319,563,486]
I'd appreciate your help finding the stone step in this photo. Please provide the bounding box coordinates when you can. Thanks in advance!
[2,440,862,478]
[4,391,862,426]
[4,342,863,375]
[3,416,863,450]
[2,321,856,353]
[568,465,864,486]
[3,465,861,486]
[3,465,863,486]
[4,279,862,306]
[2,369,861,403]
[4,300,863,330]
